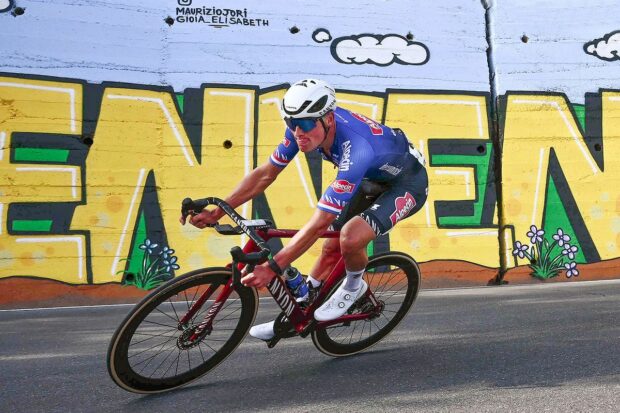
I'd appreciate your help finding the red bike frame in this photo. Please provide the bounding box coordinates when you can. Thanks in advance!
[181,227,380,340]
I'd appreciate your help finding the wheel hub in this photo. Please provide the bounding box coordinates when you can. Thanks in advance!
[176,324,210,349]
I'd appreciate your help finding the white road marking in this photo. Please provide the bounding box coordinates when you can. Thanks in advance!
[2,279,619,312]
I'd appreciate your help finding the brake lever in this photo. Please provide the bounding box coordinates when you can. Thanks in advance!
[232,264,254,289]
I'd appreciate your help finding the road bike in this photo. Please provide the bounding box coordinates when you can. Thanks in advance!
[107,191,421,393]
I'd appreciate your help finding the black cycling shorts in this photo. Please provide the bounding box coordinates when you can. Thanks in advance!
[330,160,428,236]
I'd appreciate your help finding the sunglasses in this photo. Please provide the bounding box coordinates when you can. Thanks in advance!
[284,117,319,132]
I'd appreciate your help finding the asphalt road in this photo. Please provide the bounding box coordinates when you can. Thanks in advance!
[1,280,619,413]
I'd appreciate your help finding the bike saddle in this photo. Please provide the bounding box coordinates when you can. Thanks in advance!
[360,180,389,199]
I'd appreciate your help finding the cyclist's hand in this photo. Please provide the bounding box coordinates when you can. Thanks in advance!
[180,209,218,228]
[241,263,275,288]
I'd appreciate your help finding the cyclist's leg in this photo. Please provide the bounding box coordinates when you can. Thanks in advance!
[310,183,374,282]
[307,237,340,282]
[314,217,375,321]
[315,165,428,321]
[340,216,376,272]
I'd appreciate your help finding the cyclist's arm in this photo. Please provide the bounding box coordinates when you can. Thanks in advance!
[271,208,337,269]
[211,161,283,220]
[212,131,297,220]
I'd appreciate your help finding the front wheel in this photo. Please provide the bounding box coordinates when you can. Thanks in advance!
[107,267,258,393]
[312,252,420,357]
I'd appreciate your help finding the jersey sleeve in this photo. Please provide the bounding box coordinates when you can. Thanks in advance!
[269,129,299,168]
[317,138,374,215]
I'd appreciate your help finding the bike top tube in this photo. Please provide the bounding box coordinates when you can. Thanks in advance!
[259,228,341,241]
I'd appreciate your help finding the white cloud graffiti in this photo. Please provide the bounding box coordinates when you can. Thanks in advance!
[584,30,620,61]
[0,0,13,13]
[312,29,332,43]
[330,34,429,66]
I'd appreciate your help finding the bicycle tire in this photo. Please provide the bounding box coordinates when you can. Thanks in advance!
[107,267,258,393]
[311,252,420,357]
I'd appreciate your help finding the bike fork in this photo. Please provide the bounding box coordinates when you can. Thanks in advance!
[183,279,235,341]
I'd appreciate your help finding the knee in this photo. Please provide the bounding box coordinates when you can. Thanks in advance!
[339,226,367,256]
[321,238,340,257]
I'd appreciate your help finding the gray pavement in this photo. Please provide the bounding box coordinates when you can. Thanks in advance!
[1,280,619,412]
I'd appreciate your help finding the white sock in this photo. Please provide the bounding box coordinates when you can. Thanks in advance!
[343,269,364,292]
[307,275,322,288]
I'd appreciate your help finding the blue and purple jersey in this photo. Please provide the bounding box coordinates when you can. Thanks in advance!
[269,107,424,215]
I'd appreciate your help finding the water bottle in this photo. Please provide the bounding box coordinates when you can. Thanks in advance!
[284,267,309,302]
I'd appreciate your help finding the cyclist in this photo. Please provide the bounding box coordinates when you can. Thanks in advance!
[181,79,428,340]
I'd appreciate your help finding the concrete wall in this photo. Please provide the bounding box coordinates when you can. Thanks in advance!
[1,0,619,301]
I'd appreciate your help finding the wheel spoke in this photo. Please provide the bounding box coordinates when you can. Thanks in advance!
[146,344,179,377]
[129,334,177,358]
[154,306,181,324]
[199,339,218,353]
[141,319,177,329]
[212,306,242,324]
[197,340,206,363]
[130,333,174,347]
[133,334,178,374]
[168,298,181,322]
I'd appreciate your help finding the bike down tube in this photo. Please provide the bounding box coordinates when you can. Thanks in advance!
[232,235,310,332]
[257,229,341,332]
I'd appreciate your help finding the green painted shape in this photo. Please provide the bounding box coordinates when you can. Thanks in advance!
[14,148,69,163]
[433,142,492,226]
[542,175,586,263]
[126,211,148,276]
[12,220,53,232]
[366,241,374,257]
[572,104,586,131]
[175,94,185,114]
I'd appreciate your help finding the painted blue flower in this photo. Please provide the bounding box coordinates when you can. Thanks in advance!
[564,262,579,278]
[553,228,571,247]
[562,243,578,260]
[513,241,528,258]
[159,246,175,259]
[162,256,179,272]
[139,238,158,255]
[526,225,545,244]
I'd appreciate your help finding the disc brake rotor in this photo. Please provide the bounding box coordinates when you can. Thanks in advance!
[177,324,211,350]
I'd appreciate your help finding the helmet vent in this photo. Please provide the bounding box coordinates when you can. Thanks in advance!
[308,95,328,113]
[283,99,312,116]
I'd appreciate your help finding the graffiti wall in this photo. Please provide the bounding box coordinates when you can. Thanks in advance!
[1,0,619,305]
[491,0,620,281]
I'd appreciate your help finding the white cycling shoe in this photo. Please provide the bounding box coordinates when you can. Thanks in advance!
[314,280,368,322]
[249,320,277,341]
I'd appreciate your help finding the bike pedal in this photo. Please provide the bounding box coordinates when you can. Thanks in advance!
[267,336,281,348]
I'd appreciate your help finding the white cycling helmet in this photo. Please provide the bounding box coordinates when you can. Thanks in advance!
[281,79,336,120]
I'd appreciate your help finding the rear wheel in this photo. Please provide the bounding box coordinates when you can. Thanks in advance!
[107,267,258,393]
[311,252,420,357]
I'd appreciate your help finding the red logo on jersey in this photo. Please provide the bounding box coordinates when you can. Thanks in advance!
[281,138,290,147]
[331,180,356,194]
[350,112,383,136]
[390,193,416,225]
